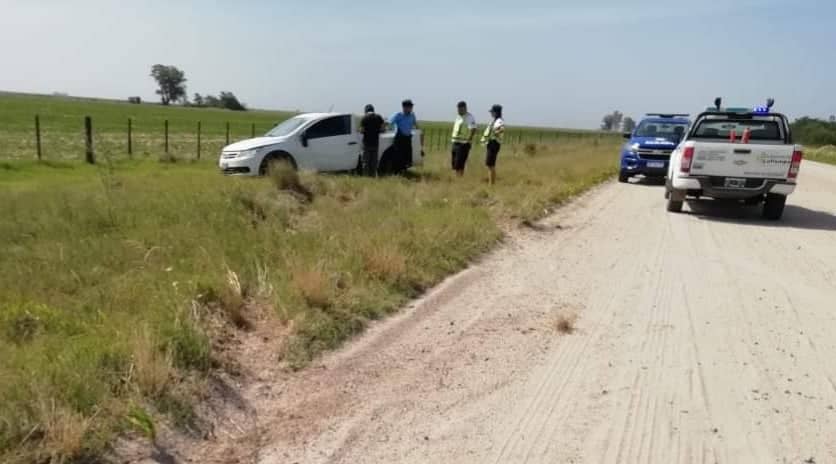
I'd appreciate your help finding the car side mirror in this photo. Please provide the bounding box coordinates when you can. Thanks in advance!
[622,132,632,139]
[300,132,308,147]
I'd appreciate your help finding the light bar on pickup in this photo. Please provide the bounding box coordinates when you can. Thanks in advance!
[645,113,689,118]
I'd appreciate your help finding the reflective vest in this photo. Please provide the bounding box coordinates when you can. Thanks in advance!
[481,118,504,144]
[451,113,474,143]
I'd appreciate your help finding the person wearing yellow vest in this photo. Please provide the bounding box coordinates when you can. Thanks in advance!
[481,104,505,185]
[450,101,477,177]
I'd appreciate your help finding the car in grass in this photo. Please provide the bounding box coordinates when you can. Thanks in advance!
[666,99,802,220]
[619,113,691,183]
[218,112,423,175]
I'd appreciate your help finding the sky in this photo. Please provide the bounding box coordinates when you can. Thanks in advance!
[1,0,834,128]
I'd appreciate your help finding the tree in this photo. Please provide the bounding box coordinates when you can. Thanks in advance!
[622,116,637,133]
[204,95,220,107]
[193,93,204,107]
[219,91,246,111]
[150,64,187,105]
[830,115,835,123]
[601,110,624,131]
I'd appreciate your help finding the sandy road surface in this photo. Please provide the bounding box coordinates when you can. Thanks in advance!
[250,161,836,464]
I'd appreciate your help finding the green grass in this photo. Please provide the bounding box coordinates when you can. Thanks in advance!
[0,92,620,462]
[0,92,618,162]
[806,145,836,165]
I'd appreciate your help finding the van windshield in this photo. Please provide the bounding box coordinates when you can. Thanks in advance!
[265,117,308,137]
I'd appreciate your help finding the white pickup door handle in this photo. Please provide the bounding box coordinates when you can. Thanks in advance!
[347,141,358,146]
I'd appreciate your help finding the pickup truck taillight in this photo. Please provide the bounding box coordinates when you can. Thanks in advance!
[680,146,695,173]
[788,149,803,179]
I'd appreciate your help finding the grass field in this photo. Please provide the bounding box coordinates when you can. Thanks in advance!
[806,145,836,165]
[0,92,620,462]
[0,92,617,162]
[0,142,619,463]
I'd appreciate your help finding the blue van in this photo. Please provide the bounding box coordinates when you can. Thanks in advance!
[619,114,691,183]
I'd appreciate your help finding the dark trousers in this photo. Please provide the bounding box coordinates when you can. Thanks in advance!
[362,144,378,176]
[394,133,412,173]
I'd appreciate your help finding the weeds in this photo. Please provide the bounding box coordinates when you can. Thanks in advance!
[554,313,578,334]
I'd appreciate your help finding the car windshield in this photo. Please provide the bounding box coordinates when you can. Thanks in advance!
[265,116,308,137]
[634,121,689,142]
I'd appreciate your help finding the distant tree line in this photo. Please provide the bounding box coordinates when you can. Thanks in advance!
[601,111,636,132]
[149,64,247,111]
[192,91,247,111]
[791,116,836,146]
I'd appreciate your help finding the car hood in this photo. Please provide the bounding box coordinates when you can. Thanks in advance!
[223,136,287,152]
[630,136,680,150]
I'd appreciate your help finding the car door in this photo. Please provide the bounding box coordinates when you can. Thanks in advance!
[303,115,358,171]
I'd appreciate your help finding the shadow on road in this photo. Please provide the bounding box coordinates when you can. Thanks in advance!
[626,176,666,188]
[687,200,836,231]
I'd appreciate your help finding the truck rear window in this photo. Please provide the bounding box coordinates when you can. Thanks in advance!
[693,119,783,141]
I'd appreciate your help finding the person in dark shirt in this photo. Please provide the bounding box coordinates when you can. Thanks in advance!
[359,104,385,177]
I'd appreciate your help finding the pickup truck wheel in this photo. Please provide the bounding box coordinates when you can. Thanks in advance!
[259,152,296,176]
[666,189,685,213]
[762,193,786,220]
[744,195,763,206]
[618,171,629,183]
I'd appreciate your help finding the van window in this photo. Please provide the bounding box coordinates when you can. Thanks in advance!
[306,116,351,140]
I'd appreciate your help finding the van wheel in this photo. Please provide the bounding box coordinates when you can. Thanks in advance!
[666,189,685,213]
[762,194,786,220]
[259,152,296,175]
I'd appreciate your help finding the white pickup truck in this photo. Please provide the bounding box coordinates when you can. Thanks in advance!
[218,112,423,176]
[666,102,802,220]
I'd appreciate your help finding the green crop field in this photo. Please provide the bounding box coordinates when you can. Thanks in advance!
[0,92,618,163]
[0,92,621,463]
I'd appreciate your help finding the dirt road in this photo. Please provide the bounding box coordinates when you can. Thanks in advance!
[249,162,836,464]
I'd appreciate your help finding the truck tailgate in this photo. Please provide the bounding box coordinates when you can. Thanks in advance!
[691,142,794,179]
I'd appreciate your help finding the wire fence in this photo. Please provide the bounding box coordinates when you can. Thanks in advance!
[0,115,619,163]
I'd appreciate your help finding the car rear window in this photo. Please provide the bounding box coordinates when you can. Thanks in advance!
[693,118,783,141]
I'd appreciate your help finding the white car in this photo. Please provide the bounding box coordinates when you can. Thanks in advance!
[666,99,802,220]
[218,112,423,175]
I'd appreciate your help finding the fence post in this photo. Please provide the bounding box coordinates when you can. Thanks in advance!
[225,121,230,145]
[127,118,132,158]
[197,121,201,160]
[518,131,522,146]
[84,116,95,164]
[35,115,42,160]
[251,123,255,138]
[164,119,169,154]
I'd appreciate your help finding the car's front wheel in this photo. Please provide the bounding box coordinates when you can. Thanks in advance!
[762,193,786,220]
[618,171,629,183]
[259,152,296,175]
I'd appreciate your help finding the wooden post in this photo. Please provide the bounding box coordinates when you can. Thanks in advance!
[251,123,255,138]
[517,131,522,146]
[84,116,95,164]
[197,121,201,160]
[164,119,169,153]
[225,122,230,145]
[127,118,132,157]
[35,115,42,160]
